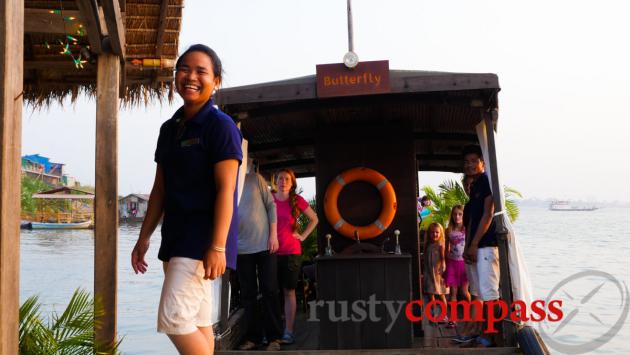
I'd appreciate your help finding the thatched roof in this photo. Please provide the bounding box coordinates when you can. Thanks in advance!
[24,0,183,107]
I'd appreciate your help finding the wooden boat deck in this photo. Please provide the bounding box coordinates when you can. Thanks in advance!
[217,312,520,354]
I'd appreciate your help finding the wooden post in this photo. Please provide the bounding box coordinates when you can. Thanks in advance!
[94,52,120,349]
[483,110,517,346]
[0,0,23,353]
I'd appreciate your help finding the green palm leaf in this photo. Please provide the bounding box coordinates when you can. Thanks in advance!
[504,186,522,223]
[19,289,121,355]
[52,289,98,354]
[19,295,56,354]
[421,178,522,227]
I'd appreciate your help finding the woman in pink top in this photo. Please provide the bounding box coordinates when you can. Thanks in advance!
[272,168,318,344]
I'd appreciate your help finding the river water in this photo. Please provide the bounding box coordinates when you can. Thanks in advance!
[20,206,630,354]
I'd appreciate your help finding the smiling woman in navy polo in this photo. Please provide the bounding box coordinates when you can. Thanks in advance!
[131,44,242,355]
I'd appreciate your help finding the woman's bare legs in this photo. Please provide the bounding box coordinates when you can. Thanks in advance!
[168,331,213,355]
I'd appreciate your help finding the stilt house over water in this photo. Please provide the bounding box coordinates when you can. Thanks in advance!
[1,0,183,352]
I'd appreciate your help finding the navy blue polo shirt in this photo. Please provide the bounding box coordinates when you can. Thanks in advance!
[467,173,497,248]
[154,99,243,270]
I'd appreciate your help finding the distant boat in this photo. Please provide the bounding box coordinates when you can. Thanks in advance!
[21,187,95,230]
[21,220,93,230]
[549,200,598,211]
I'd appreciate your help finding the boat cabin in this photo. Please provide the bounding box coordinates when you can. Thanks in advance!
[22,186,94,228]
[214,61,523,352]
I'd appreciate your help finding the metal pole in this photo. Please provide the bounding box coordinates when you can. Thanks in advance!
[347,0,354,52]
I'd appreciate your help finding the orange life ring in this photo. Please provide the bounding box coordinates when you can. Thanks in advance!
[324,167,397,240]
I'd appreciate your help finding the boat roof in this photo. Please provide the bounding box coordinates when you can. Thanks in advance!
[33,186,94,199]
[217,69,500,177]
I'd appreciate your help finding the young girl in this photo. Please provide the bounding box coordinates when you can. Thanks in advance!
[444,205,471,327]
[272,169,318,344]
[424,222,448,320]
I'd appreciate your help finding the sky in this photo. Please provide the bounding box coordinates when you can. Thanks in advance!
[21,0,630,202]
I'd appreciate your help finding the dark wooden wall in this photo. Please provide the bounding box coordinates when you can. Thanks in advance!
[316,255,413,349]
[314,120,421,308]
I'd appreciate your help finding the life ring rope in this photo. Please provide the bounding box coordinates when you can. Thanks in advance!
[324,167,397,240]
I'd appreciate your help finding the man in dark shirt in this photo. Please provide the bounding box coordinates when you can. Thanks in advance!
[462,145,500,347]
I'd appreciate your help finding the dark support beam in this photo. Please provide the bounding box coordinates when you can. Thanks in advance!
[484,110,517,347]
[259,158,315,171]
[155,0,169,57]
[25,60,95,70]
[75,0,103,53]
[119,58,126,98]
[151,0,169,86]
[24,9,83,34]
[249,140,314,153]
[101,0,125,57]
[414,132,477,142]
[417,165,461,173]
[94,53,120,351]
[416,153,463,161]
[0,0,23,353]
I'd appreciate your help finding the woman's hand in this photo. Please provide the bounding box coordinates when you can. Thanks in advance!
[131,237,150,274]
[293,232,304,242]
[268,235,279,253]
[203,249,226,280]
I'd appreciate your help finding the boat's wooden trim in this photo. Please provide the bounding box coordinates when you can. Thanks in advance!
[217,71,499,106]
[215,308,246,351]
[484,111,517,346]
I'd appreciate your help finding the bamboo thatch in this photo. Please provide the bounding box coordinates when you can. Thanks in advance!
[24,0,183,108]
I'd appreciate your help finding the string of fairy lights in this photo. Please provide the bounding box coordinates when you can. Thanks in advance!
[45,5,88,69]
[43,1,175,71]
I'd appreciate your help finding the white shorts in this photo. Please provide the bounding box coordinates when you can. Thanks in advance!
[468,247,500,301]
[157,257,213,335]
[465,263,479,297]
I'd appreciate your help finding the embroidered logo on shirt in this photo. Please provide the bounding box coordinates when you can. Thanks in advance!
[180,138,201,147]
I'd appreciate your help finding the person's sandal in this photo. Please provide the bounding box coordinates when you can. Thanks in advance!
[280,331,295,344]
[452,334,477,343]
[238,340,257,350]
[476,336,494,347]
[265,340,282,351]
